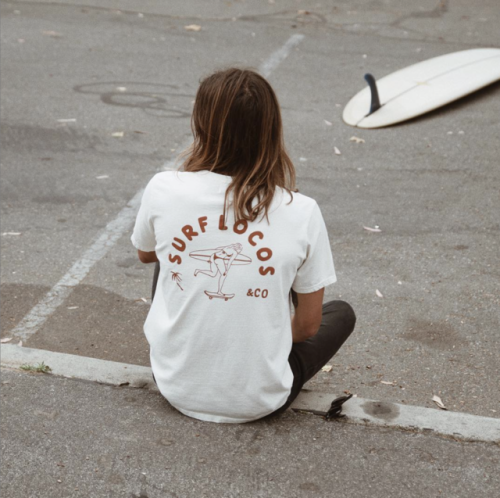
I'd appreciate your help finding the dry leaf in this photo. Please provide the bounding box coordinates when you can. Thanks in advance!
[321,365,333,372]
[111,132,124,138]
[381,380,395,385]
[185,24,202,31]
[324,120,332,126]
[42,30,63,38]
[334,147,341,155]
[375,289,384,298]
[432,395,447,410]
[363,226,381,233]
[350,136,365,143]
[297,10,310,15]
[1,337,13,343]
[1,232,22,236]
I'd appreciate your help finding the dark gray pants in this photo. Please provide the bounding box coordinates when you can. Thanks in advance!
[150,262,356,420]
[261,299,356,419]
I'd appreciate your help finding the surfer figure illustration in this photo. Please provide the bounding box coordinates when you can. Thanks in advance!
[193,243,244,299]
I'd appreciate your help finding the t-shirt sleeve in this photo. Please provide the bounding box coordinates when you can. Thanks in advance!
[292,201,337,293]
[130,178,157,252]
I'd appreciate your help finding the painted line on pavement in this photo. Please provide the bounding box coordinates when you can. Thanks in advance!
[10,189,144,342]
[9,34,305,342]
[259,33,305,78]
[2,344,499,443]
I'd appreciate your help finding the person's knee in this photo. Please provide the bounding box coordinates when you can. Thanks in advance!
[341,301,356,332]
[324,300,356,331]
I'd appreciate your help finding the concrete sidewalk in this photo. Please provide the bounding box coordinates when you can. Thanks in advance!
[2,367,499,498]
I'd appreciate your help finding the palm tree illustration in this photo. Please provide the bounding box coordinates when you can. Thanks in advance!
[170,271,184,291]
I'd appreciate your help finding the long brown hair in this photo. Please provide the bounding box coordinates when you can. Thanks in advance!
[179,67,298,224]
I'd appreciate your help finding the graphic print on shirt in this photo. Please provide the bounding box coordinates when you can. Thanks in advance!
[167,214,276,299]
[170,271,184,291]
[190,243,252,301]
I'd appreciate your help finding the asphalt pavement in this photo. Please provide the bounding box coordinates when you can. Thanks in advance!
[2,368,500,498]
[1,1,499,496]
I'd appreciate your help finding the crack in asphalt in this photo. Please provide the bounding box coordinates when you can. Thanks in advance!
[4,0,488,46]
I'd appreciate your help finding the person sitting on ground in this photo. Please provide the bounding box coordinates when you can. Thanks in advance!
[131,67,356,423]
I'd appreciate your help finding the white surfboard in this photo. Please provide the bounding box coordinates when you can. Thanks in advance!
[343,48,500,128]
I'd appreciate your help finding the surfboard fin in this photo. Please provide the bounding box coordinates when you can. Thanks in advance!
[364,73,381,115]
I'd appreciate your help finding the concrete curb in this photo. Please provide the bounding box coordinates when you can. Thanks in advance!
[1,344,158,390]
[2,344,499,443]
[292,391,500,443]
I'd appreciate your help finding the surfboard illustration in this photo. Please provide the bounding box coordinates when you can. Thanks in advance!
[343,48,500,128]
[189,249,251,265]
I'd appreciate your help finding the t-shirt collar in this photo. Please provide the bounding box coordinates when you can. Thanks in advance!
[194,170,233,183]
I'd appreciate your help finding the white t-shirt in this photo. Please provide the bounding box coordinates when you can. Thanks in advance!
[131,170,337,423]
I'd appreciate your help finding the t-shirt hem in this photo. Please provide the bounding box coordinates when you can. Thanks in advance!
[130,234,156,253]
[173,405,275,424]
[292,274,337,294]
